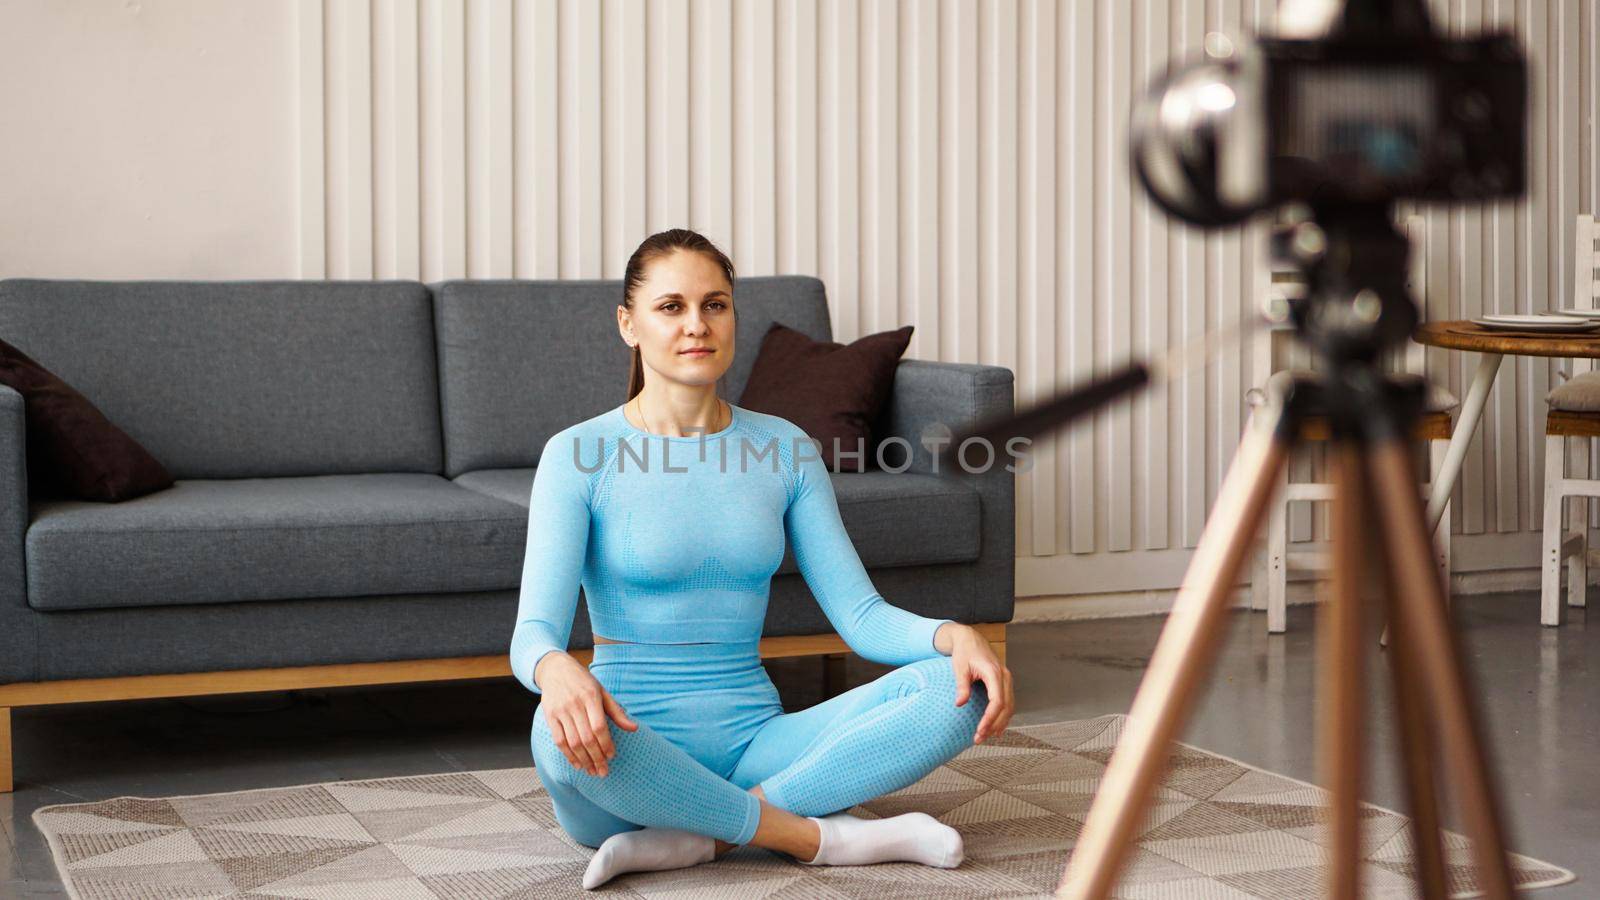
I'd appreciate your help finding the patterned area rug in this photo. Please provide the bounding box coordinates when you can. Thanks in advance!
[33,714,1574,899]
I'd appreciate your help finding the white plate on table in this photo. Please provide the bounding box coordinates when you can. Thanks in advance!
[1552,308,1600,319]
[1473,314,1600,333]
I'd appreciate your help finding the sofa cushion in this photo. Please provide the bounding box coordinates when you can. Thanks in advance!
[0,336,174,502]
[0,280,443,478]
[453,467,538,507]
[433,276,834,476]
[25,474,529,611]
[453,466,981,571]
[17,560,991,683]
[737,323,914,472]
[15,558,997,683]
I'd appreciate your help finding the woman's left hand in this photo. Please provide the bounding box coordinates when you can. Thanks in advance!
[936,623,1014,744]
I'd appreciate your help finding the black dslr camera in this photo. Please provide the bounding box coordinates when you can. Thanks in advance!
[1131,0,1527,365]
[1131,0,1526,228]
[942,0,1530,464]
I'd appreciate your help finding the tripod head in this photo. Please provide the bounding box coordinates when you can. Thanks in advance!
[1272,203,1416,368]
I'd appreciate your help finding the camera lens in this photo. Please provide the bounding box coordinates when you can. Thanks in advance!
[1438,133,1465,162]
[1455,92,1491,127]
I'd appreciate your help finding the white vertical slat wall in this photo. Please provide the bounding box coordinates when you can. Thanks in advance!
[296,0,1600,599]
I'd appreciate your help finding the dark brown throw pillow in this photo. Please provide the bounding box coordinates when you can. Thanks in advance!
[0,338,174,502]
[738,323,914,472]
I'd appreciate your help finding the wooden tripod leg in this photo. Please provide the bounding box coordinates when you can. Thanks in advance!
[1368,439,1515,899]
[1057,418,1292,899]
[1370,522,1449,899]
[1321,444,1367,900]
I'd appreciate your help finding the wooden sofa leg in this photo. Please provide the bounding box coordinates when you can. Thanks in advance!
[823,653,847,697]
[1,706,12,793]
[992,626,1007,666]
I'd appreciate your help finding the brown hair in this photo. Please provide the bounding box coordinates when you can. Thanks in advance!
[621,229,737,401]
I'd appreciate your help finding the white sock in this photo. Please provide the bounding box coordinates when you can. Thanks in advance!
[582,827,716,890]
[801,812,964,869]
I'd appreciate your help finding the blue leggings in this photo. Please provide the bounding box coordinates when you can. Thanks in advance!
[530,640,987,847]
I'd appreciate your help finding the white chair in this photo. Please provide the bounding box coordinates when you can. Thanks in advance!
[1541,214,1600,626]
[1248,213,1456,633]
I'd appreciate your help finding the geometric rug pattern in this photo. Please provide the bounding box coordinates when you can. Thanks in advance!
[33,714,1574,898]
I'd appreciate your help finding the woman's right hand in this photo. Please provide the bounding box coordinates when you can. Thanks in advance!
[534,651,638,777]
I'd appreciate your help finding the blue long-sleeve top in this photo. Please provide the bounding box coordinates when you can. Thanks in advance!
[509,402,952,693]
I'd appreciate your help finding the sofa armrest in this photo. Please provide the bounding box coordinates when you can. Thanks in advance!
[880,360,1016,626]
[881,360,1016,475]
[1,385,25,608]
[0,383,37,684]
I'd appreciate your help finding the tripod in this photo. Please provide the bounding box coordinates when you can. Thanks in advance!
[1053,217,1517,899]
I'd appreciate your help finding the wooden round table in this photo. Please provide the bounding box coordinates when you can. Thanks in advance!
[1414,320,1600,358]
[1411,320,1600,531]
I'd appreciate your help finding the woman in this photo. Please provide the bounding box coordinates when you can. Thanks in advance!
[511,228,1015,890]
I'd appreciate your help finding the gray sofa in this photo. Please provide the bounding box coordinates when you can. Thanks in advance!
[0,275,1015,790]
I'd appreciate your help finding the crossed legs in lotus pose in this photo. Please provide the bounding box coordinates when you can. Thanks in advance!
[530,656,987,888]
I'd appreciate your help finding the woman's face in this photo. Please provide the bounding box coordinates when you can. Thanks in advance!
[619,249,736,388]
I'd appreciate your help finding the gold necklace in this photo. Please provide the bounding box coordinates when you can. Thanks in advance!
[633,395,725,436]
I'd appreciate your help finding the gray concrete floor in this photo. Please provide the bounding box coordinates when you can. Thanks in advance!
[2,591,1594,897]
